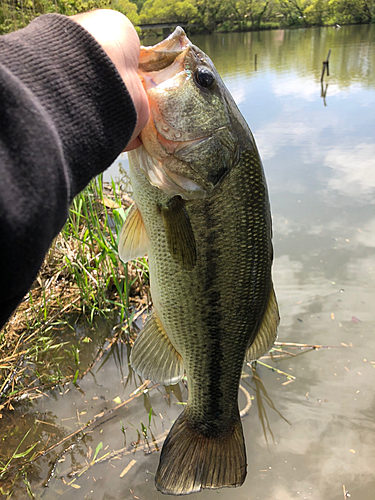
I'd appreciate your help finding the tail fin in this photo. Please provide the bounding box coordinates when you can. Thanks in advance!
[155,409,247,495]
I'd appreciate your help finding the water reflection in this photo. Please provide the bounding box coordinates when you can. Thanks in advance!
[324,142,375,198]
[189,25,375,89]
[3,24,375,499]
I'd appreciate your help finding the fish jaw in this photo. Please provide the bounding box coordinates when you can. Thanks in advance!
[139,26,191,73]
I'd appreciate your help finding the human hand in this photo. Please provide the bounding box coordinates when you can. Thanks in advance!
[71,9,149,150]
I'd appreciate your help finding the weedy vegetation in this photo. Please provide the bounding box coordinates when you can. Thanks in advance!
[0,173,150,407]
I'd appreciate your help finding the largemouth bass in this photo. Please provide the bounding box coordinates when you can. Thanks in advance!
[119,28,279,496]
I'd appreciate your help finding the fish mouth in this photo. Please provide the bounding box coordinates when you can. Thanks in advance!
[138,29,199,144]
[138,27,227,147]
[139,27,191,73]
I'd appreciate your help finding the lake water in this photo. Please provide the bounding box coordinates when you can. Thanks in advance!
[3,24,375,499]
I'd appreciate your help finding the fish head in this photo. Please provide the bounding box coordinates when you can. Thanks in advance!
[136,27,253,200]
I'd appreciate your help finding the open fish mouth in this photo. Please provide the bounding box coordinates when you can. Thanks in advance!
[138,27,226,144]
[138,26,190,73]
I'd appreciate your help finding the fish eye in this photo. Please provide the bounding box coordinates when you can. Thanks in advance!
[194,68,215,89]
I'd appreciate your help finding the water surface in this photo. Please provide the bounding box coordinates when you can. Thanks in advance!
[4,24,375,500]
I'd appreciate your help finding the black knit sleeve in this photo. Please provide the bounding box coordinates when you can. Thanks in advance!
[0,14,137,328]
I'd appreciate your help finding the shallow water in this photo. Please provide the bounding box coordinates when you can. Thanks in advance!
[3,24,375,499]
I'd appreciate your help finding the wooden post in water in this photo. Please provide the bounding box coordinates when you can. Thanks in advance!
[320,81,328,106]
[254,54,257,71]
[321,49,331,82]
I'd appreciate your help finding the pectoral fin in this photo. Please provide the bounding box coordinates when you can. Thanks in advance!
[118,204,149,263]
[246,286,279,362]
[161,196,196,270]
[130,310,184,385]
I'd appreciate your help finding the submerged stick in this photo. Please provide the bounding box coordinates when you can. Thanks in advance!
[239,384,252,418]
[251,361,296,380]
[79,303,151,379]
[274,341,337,349]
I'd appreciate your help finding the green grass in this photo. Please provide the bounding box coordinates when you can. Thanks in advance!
[0,174,149,405]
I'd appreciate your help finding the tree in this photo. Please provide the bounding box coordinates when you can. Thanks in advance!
[0,0,111,34]
[140,0,198,23]
[304,0,331,25]
[328,0,373,24]
[111,0,139,25]
[277,0,309,25]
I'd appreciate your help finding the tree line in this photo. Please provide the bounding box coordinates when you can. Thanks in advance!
[0,0,374,36]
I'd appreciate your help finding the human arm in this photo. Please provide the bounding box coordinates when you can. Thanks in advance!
[0,11,149,328]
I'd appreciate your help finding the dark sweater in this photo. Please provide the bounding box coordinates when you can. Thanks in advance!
[0,14,137,328]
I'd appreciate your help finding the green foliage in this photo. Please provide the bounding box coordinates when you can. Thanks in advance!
[304,0,332,25]
[0,0,137,35]
[131,0,146,12]
[1,0,373,37]
[327,0,374,24]
[111,0,139,25]
[138,0,374,32]
[0,430,38,481]
[195,0,236,32]
[140,0,198,24]
[60,174,135,323]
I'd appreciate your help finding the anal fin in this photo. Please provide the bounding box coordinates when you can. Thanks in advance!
[246,286,280,362]
[118,204,149,263]
[155,409,246,495]
[130,310,184,385]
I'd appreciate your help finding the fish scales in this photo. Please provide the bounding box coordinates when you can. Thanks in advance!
[119,27,279,496]
[128,147,272,459]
